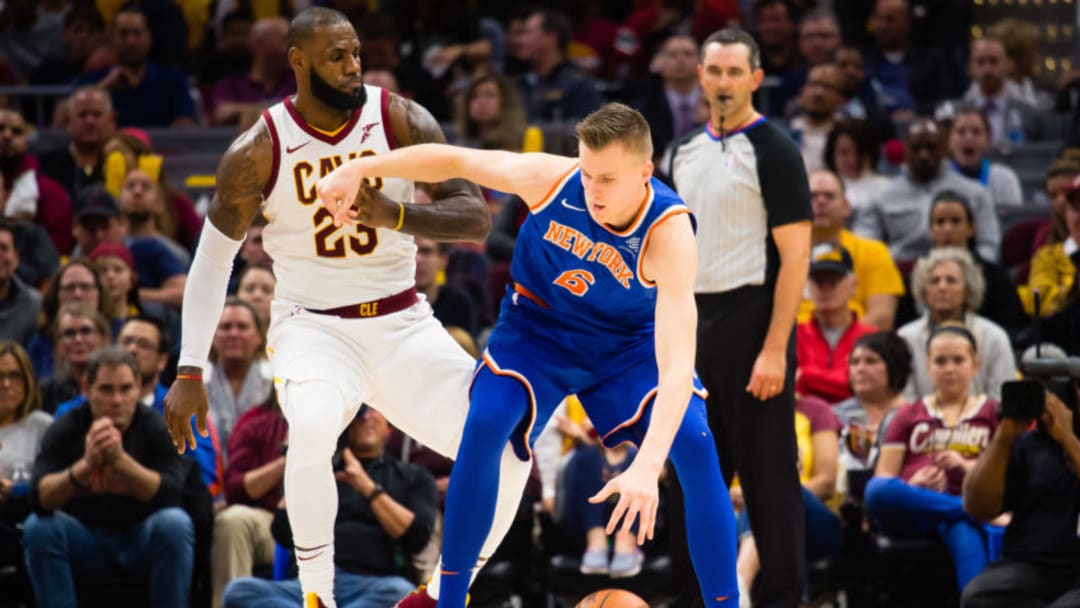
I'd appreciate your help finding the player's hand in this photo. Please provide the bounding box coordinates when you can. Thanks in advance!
[746,347,786,401]
[589,462,660,545]
[164,374,209,454]
[317,165,365,227]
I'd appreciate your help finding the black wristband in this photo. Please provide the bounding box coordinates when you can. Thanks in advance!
[365,483,384,501]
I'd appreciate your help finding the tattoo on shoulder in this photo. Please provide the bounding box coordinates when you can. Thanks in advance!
[212,122,270,237]
[393,94,446,146]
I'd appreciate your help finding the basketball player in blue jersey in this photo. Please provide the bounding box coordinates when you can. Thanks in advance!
[163,8,535,608]
[318,103,739,608]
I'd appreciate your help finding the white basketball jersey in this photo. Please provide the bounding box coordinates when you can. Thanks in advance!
[260,86,416,308]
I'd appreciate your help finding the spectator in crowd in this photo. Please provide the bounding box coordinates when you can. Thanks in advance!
[29,6,107,87]
[71,187,126,258]
[924,191,1028,335]
[864,0,957,115]
[799,169,903,330]
[854,118,1000,265]
[0,108,74,256]
[0,341,50,526]
[356,12,447,120]
[101,129,203,252]
[206,298,273,456]
[961,378,1080,607]
[415,237,480,338]
[833,45,883,122]
[635,34,702,161]
[223,405,437,608]
[212,392,287,608]
[39,302,110,414]
[0,0,65,81]
[206,17,295,128]
[235,264,275,329]
[735,394,843,601]
[789,63,846,173]
[899,248,1017,402]
[363,69,399,92]
[228,215,272,293]
[764,8,845,123]
[75,6,198,127]
[1041,178,1080,356]
[453,72,527,153]
[987,18,1053,111]
[960,36,1046,151]
[27,260,110,379]
[833,332,911,484]
[866,325,1001,591]
[516,8,605,122]
[196,9,254,90]
[1024,169,1080,318]
[117,170,189,309]
[24,346,193,608]
[38,87,115,202]
[823,119,889,214]
[796,242,878,403]
[89,241,175,335]
[946,104,1023,207]
[0,219,40,347]
[753,0,800,117]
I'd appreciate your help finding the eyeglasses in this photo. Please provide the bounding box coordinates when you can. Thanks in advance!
[61,326,97,340]
[60,282,98,294]
[120,336,158,351]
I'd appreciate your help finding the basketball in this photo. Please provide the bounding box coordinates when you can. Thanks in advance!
[574,588,649,608]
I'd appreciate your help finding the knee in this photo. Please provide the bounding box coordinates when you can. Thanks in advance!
[22,513,66,551]
[464,399,519,442]
[863,476,899,514]
[669,421,715,464]
[222,577,265,608]
[283,381,347,467]
[149,507,194,550]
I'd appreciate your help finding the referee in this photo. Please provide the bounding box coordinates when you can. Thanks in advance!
[667,27,811,608]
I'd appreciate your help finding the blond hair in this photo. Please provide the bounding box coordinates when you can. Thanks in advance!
[575,103,652,159]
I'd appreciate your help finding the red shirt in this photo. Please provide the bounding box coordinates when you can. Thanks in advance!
[883,397,999,495]
[223,404,288,510]
[796,315,878,403]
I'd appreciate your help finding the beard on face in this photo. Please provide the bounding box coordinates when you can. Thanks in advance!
[310,67,367,111]
[0,150,22,173]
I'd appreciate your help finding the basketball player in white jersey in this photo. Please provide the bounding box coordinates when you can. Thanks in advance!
[163,8,532,608]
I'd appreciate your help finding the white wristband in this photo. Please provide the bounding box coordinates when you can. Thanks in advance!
[178,220,244,370]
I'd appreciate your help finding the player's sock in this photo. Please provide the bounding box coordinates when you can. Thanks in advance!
[281,380,349,608]
[667,401,739,605]
[436,369,530,608]
[427,442,531,600]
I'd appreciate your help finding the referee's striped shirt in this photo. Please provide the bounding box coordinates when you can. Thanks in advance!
[668,117,811,294]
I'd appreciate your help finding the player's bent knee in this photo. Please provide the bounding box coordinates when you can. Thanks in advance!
[281,380,349,466]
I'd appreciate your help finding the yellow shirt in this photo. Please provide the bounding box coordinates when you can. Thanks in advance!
[798,230,906,324]
[1022,241,1076,316]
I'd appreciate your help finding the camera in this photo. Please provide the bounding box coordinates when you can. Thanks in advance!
[1000,357,1080,420]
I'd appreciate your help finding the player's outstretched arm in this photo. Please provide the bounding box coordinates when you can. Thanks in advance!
[164,122,272,453]
[590,212,698,545]
[318,94,573,232]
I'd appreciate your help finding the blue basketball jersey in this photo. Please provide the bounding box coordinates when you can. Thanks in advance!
[487,166,692,373]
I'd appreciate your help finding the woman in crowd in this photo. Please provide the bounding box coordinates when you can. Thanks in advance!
[0,341,51,526]
[833,332,913,482]
[38,302,110,414]
[866,325,1001,591]
[926,191,1028,333]
[824,119,889,214]
[453,72,527,154]
[1025,162,1080,317]
[946,104,1023,207]
[235,264,276,329]
[26,259,111,378]
[206,297,273,457]
[898,247,1016,401]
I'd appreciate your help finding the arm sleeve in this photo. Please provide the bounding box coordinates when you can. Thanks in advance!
[754,129,811,228]
[395,467,438,555]
[881,404,913,449]
[178,220,243,369]
[29,416,77,514]
[144,414,184,508]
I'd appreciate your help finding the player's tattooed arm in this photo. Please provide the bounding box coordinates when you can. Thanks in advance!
[209,120,274,239]
[387,93,489,242]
